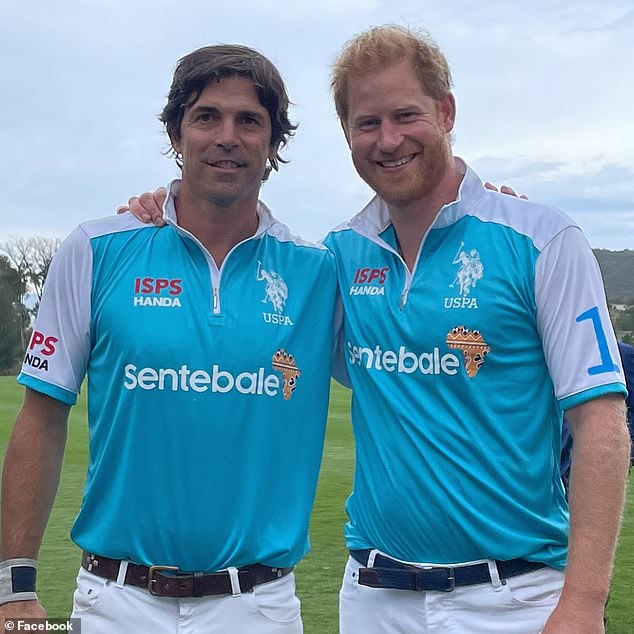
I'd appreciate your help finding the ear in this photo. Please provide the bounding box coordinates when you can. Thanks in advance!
[438,93,456,133]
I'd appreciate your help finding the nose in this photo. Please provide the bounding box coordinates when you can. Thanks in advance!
[377,120,402,154]
[215,118,239,150]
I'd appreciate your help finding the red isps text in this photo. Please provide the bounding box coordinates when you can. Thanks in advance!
[134,277,182,295]
[29,331,58,356]
[353,267,389,284]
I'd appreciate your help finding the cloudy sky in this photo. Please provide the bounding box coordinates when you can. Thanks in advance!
[2,0,633,249]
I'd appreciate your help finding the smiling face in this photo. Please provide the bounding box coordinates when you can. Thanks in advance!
[343,59,455,212]
[171,75,276,211]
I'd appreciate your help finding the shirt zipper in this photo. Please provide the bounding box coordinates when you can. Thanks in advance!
[212,286,219,312]
[169,224,258,316]
[391,229,429,310]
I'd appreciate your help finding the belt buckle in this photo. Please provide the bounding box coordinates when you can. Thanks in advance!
[421,566,455,592]
[148,565,180,595]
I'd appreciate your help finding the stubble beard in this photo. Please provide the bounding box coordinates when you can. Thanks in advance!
[362,134,454,209]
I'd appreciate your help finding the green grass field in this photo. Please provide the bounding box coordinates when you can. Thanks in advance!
[1,376,632,633]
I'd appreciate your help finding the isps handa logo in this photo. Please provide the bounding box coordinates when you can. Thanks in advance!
[133,277,182,308]
[349,267,389,296]
[23,330,58,372]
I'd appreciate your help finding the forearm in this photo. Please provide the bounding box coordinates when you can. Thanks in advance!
[562,395,630,607]
[1,390,69,560]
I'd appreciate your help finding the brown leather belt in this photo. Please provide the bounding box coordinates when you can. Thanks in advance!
[81,551,293,598]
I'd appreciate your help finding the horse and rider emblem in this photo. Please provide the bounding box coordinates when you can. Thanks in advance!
[257,260,288,313]
[450,242,483,297]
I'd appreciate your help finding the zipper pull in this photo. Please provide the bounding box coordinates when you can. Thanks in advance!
[213,287,219,311]
[400,291,407,309]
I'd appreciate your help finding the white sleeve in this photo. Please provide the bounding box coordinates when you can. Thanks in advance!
[18,226,93,405]
[535,225,625,409]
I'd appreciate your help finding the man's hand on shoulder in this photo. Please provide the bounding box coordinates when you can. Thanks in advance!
[484,182,528,199]
[117,187,167,226]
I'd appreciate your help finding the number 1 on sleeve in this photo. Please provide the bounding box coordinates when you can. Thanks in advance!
[576,306,619,376]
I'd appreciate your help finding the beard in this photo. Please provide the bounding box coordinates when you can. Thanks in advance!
[355,133,454,209]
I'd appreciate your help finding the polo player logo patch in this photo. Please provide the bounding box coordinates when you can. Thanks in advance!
[257,261,294,326]
[444,242,482,309]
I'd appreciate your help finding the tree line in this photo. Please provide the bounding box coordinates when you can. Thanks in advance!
[0,236,61,374]
[593,249,634,305]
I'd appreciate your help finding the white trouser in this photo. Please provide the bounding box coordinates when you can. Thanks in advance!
[71,566,302,634]
[339,555,564,634]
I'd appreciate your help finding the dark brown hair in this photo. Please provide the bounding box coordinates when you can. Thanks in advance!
[160,44,297,179]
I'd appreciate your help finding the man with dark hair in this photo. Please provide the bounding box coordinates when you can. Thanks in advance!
[160,44,296,179]
[0,44,336,633]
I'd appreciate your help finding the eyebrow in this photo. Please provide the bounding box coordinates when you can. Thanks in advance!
[188,105,219,115]
[351,113,380,123]
[238,109,267,122]
[188,105,266,122]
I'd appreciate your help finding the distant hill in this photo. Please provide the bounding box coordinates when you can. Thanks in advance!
[593,249,634,304]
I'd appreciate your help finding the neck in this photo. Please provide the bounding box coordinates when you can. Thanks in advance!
[389,161,463,271]
[174,187,260,267]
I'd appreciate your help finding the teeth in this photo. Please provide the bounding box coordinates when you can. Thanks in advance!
[211,161,241,168]
[379,155,414,168]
